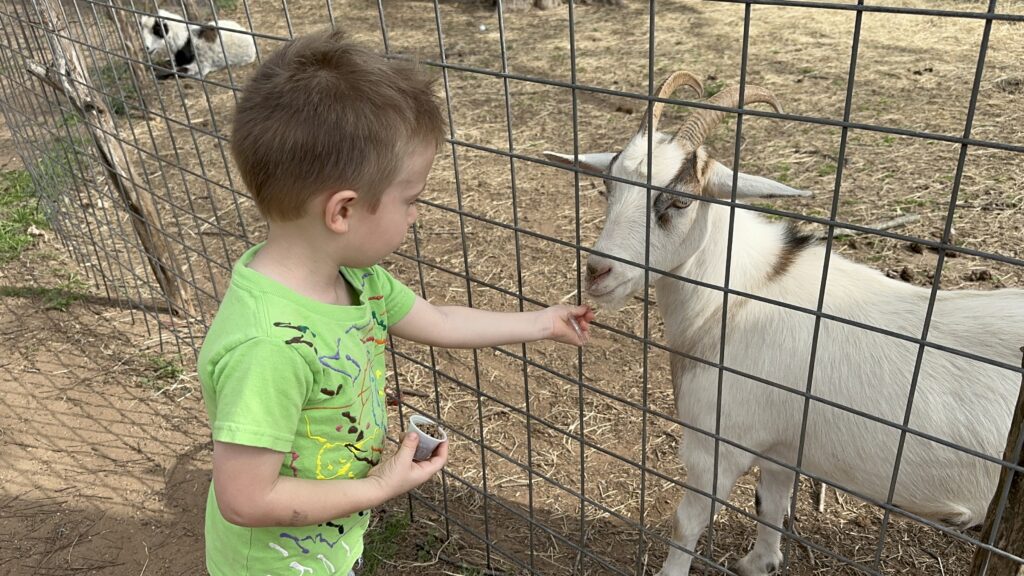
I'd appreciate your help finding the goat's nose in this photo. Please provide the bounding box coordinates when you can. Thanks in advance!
[587,263,611,284]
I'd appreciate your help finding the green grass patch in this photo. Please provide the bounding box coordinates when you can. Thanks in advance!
[704,79,726,98]
[0,170,47,264]
[773,162,792,184]
[213,0,238,11]
[91,61,140,116]
[0,275,87,311]
[901,197,930,208]
[138,354,186,390]
[817,162,837,177]
[362,512,410,576]
[33,113,90,204]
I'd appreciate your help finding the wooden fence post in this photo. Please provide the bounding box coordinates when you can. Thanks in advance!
[969,347,1024,575]
[26,0,194,317]
[178,0,206,21]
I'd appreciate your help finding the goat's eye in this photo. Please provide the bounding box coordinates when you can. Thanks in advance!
[653,192,691,212]
[653,192,692,227]
[599,181,610,197]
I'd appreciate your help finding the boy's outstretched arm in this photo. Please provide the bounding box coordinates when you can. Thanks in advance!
[213,432,446,528]
[390,295,595,349]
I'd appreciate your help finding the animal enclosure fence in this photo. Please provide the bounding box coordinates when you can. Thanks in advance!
[1,0,1023,574]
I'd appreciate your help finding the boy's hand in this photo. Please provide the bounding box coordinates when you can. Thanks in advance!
[367,433,447,499]
[546,304,595,346]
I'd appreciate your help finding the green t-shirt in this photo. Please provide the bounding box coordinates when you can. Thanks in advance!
[198,243,416,576]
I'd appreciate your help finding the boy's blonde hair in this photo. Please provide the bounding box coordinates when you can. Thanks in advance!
[231,30,445,221]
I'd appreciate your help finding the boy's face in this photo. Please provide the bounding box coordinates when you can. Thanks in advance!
[346,141,435,267]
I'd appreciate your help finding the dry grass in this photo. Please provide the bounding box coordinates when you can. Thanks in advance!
[7,0,1023,574]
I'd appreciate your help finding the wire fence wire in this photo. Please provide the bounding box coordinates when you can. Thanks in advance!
[1,0,1022,574]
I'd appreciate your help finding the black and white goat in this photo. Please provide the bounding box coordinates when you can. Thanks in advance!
[546,71,1023,576]
[139,9,256,79]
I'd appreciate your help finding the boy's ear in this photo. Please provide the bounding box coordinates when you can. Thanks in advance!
[323,189,359,233]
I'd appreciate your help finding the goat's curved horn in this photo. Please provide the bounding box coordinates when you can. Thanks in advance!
[677,84,783,149]
[638,71,704,135]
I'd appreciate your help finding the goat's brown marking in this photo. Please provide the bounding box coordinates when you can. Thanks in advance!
[197,25,219,42]
[652,152,701,227]
[601,151,623,195]
[606,150,622,175]
[767,223,816,283]
[665,150,700,192]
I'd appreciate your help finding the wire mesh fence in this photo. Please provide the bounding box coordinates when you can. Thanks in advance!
[1,0,1023,574]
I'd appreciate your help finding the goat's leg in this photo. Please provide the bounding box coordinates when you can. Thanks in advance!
[733,461,794,576]
[657,441,751,576]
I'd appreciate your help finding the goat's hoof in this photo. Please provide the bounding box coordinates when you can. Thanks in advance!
[733,551,781,576]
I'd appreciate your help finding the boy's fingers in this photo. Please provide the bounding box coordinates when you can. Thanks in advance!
[396,432,419,459]
[572,305,596,325]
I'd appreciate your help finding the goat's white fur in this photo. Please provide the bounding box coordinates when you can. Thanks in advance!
[545,97,1022,576]
[139,9,255,78]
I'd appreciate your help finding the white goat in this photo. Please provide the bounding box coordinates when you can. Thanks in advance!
[546,71,1023,576]
[139,9,256,79]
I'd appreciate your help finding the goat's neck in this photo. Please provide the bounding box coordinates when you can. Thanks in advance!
[654,202,788,350]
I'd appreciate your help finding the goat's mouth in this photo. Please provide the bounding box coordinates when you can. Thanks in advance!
[586,277,637,310]
[586,281,620,298]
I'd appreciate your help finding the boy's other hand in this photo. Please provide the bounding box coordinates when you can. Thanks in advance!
[368,433,447,499]
[546,304,595,346]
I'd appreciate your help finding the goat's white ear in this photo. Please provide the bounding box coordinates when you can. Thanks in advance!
[706,161,812,199]
[543,151,616,176]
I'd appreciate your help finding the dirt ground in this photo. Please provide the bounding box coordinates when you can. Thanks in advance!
[2,0,1023,575]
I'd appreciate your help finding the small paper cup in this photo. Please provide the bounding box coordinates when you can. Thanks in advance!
[408,414,447,461]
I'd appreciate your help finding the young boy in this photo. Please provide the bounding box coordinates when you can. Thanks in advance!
[198,30,594,576]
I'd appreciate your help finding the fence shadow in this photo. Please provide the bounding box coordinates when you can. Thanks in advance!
[0,288,209,575]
